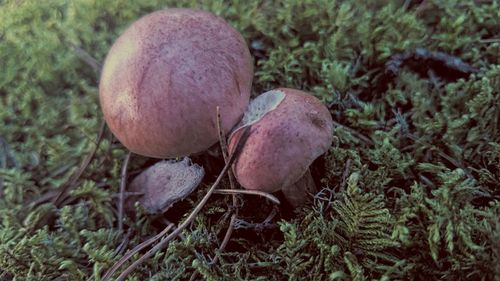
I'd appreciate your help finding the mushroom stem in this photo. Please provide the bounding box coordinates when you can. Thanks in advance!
[281,169,316,208]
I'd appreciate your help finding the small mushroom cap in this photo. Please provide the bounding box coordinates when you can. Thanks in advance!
[228,88,333,193]
[99,8,253,158]
[128,157,204,214]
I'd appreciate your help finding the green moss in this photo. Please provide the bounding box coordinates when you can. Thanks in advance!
[0,0,498,280]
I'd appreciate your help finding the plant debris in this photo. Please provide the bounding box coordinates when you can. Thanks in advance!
[385,47,479,79]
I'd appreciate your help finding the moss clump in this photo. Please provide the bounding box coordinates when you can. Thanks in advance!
[0,0,498,280]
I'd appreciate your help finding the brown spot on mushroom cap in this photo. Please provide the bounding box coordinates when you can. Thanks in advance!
[228,88,334,193]
[127,157,204,214]
[99,8,253,158]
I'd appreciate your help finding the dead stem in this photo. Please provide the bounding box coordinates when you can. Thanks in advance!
[118,152,132,232]
[53,45,104,206]
[331,120,374,147]
[191,106,240,281]
[101,223,174,281]
[339,159,352,193]
[28,190,60,206]
[406,134,474,179]
[53,120,106,206]
[195,190,281,279]
[218,214,236,253]
[233,206,278,231]
[191,214,237,281]
[479,38,500,43]
[214,189,280,205]
[216,106,237,193]
[112,126,250,281]
[70,43,102,74]
[113,228,132,257]
[205,107,241,275]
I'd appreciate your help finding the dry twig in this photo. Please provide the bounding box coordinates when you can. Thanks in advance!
[118,152,132,232]
[190,107,241,280]
[70,43,102,74]
[53,45,106,206]
[214,106,238,252]
[53,120,106,206]
[214,189,280,205]
[233,206,278,231]
[101,224,174,281]
[339,159,352,193]
[332,120,374,147]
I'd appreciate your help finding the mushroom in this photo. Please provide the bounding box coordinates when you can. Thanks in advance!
[99,9,253,214]
[227,88,333,207]
[127,158,204,214]
[99,8,253,158]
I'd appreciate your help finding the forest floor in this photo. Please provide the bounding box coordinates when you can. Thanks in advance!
[0,1,498,280]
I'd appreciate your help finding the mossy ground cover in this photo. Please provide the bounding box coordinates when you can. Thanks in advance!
[0,0,498,280]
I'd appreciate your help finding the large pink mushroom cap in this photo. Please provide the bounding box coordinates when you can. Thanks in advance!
[228,88,333,195]
[99,8,253,158]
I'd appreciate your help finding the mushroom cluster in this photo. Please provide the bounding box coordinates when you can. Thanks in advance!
[99,8,333,210]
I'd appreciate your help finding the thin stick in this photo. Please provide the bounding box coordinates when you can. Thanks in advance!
[113,228,132,257]
[215,106,239,242]
[339,159,352,193]
[70,43,103,74]
[194,213,236,281]
[111,192,144,199]
[406,134,473,179]
[218,214,236,253]
[54,120,106,206]
[114,126,250,281]
[213,189,280,205]
[212,108,239,260]
[479,38,500,43]
[53,44,103,206]
[233,206,278,231]
[191,107,240,281]
[118,152,132,232]
[216,106,237,193]
[101,224,174,281]
[331,120,374,146]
